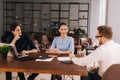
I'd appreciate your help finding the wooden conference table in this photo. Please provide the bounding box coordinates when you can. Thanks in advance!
[0,52,87,76]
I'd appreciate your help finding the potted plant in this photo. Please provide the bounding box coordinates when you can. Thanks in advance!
[73,28,85,37]
[0,43,11,59]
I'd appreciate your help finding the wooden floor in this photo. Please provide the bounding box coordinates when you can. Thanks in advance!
[0,72,80,80]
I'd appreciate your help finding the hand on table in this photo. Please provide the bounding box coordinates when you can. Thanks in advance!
[69,53,76,60]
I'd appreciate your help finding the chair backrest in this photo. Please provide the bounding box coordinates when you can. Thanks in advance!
[1,31,12,43]
[101,64,120,80]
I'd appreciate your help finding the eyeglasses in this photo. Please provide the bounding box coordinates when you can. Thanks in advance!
[95,35,103,39]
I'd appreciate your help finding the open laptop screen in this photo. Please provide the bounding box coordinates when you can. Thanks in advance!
[8,44,28,58]
[9,44,36,61]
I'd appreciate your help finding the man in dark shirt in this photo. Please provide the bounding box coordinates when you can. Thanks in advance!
[6,23,39,80]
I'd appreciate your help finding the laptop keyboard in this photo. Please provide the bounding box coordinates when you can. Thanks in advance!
[16,56,36,61]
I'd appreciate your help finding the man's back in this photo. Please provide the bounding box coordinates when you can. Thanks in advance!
[98,40,120,76]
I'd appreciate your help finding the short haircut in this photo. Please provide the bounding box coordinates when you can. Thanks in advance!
[97,25,113,39]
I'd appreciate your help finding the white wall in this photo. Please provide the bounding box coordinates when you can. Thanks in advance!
[107,0,120,43]
[90,0,120,43]
[89,0,100,42]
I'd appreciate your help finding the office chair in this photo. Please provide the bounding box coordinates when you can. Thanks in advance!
[101,64,120,80]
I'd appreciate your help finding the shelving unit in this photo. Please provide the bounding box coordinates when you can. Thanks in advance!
[60,3,69,26]
[32,3,42,32]
[79,3,89,33]
[3,2,89,36]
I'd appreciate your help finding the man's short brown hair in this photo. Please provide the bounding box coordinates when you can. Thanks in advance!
[97,25,113,39]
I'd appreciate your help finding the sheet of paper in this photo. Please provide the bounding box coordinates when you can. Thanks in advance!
[57,57,70,61]
[35,58,53,62]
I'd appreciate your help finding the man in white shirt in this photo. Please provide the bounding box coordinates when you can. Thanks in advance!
[70,25,120,80]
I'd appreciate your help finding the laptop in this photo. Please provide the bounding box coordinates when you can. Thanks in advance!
[9,44,36,61]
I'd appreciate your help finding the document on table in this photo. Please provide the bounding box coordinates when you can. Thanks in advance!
[57,57,71,61]
[35,56,54,62]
